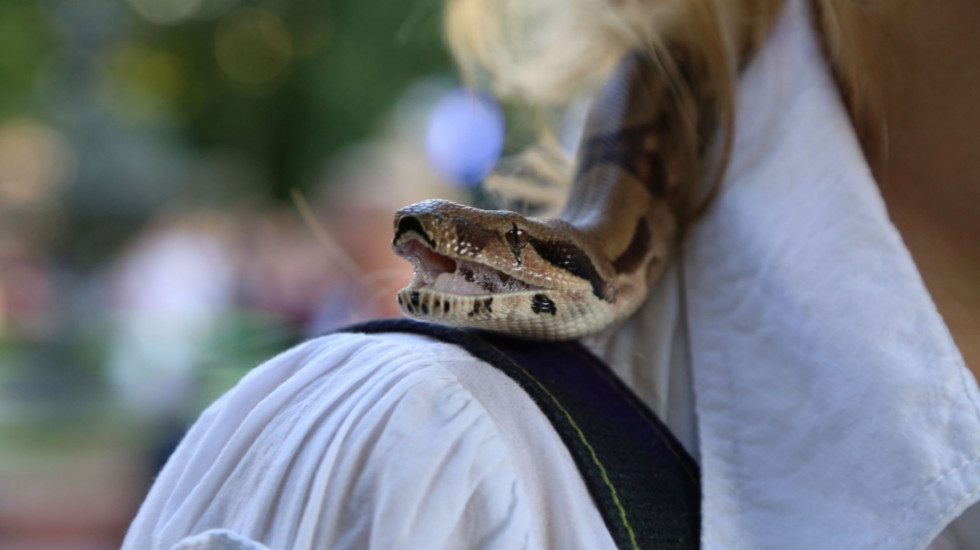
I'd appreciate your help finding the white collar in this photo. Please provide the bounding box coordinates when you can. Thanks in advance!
[681,0,980,547]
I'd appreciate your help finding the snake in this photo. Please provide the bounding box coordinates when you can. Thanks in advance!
[391,50,705,340]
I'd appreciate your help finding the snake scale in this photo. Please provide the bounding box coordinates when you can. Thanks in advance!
[392,50,706,340]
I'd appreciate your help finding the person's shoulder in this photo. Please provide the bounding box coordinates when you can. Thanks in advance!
[125,329,537,549]
[201,329,483,417]
[253,329,479,388]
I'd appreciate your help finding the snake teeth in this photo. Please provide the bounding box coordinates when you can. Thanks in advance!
[397,235,544,296]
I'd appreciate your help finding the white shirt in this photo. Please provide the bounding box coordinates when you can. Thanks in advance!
[123,1,980,548]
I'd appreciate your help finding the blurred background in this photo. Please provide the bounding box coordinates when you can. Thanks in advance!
[0,0,530,547]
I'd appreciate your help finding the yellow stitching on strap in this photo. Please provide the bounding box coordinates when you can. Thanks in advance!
[475,335,640,550]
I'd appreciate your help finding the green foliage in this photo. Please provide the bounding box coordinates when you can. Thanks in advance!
[0,1,54,118]
[118,0,454,198]
[0,0,452,198]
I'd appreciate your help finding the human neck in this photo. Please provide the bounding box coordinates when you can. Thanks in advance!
[855,1,980,372]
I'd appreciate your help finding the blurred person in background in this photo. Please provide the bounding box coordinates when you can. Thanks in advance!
[107,210,237,470]
[123,0,980,549]
[108,211,236,422]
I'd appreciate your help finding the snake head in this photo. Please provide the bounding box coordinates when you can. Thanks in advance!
[391,199,620,340]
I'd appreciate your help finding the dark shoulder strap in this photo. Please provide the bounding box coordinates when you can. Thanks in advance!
[337,318,700,550]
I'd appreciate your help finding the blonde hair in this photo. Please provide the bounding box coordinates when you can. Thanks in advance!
[444,0,880,221]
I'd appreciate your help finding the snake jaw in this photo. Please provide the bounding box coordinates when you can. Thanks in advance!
[390,202,631,339]
[394,233,546,296]
[390,207,625,340]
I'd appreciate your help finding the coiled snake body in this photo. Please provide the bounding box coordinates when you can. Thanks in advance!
[392,51,700,340]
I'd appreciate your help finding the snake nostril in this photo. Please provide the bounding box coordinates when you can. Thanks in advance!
[394,215,436,249]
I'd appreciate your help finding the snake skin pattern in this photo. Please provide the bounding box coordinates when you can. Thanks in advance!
[392,50,704,340]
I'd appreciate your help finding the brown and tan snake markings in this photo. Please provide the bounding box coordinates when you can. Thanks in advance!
[576,121,669,198]
[468,297,494,318]
[611,219,652,274]
[391,46,707,340]
[531,294,557,316]
[453,217,497,256]
[525,234,612,302]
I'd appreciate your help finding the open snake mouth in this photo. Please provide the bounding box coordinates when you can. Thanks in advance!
[395,234,544,295]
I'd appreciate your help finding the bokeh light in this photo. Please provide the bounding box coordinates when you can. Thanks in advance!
[0,121,75,206]
[425,88,505,186]
[126,0,204,25]
[108,224,235,419]
[100,43,187,123]
[195,0,241,20]
[215,8,293,90]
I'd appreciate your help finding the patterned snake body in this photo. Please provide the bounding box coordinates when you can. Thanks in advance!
[392,52,694,340]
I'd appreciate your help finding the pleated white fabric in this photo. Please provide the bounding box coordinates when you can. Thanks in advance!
[124,332,615,549]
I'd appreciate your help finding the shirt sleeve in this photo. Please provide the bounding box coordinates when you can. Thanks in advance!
[122,332,537,550]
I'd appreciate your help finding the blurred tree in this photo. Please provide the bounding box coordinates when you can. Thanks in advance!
[120,0,453,199]
[0,0,453,270]
[0,1,53,117]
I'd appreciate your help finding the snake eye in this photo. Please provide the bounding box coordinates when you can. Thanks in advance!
[505,224,529,250]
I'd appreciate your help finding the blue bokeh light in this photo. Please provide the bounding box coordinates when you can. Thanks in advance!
[425,88,505,187]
